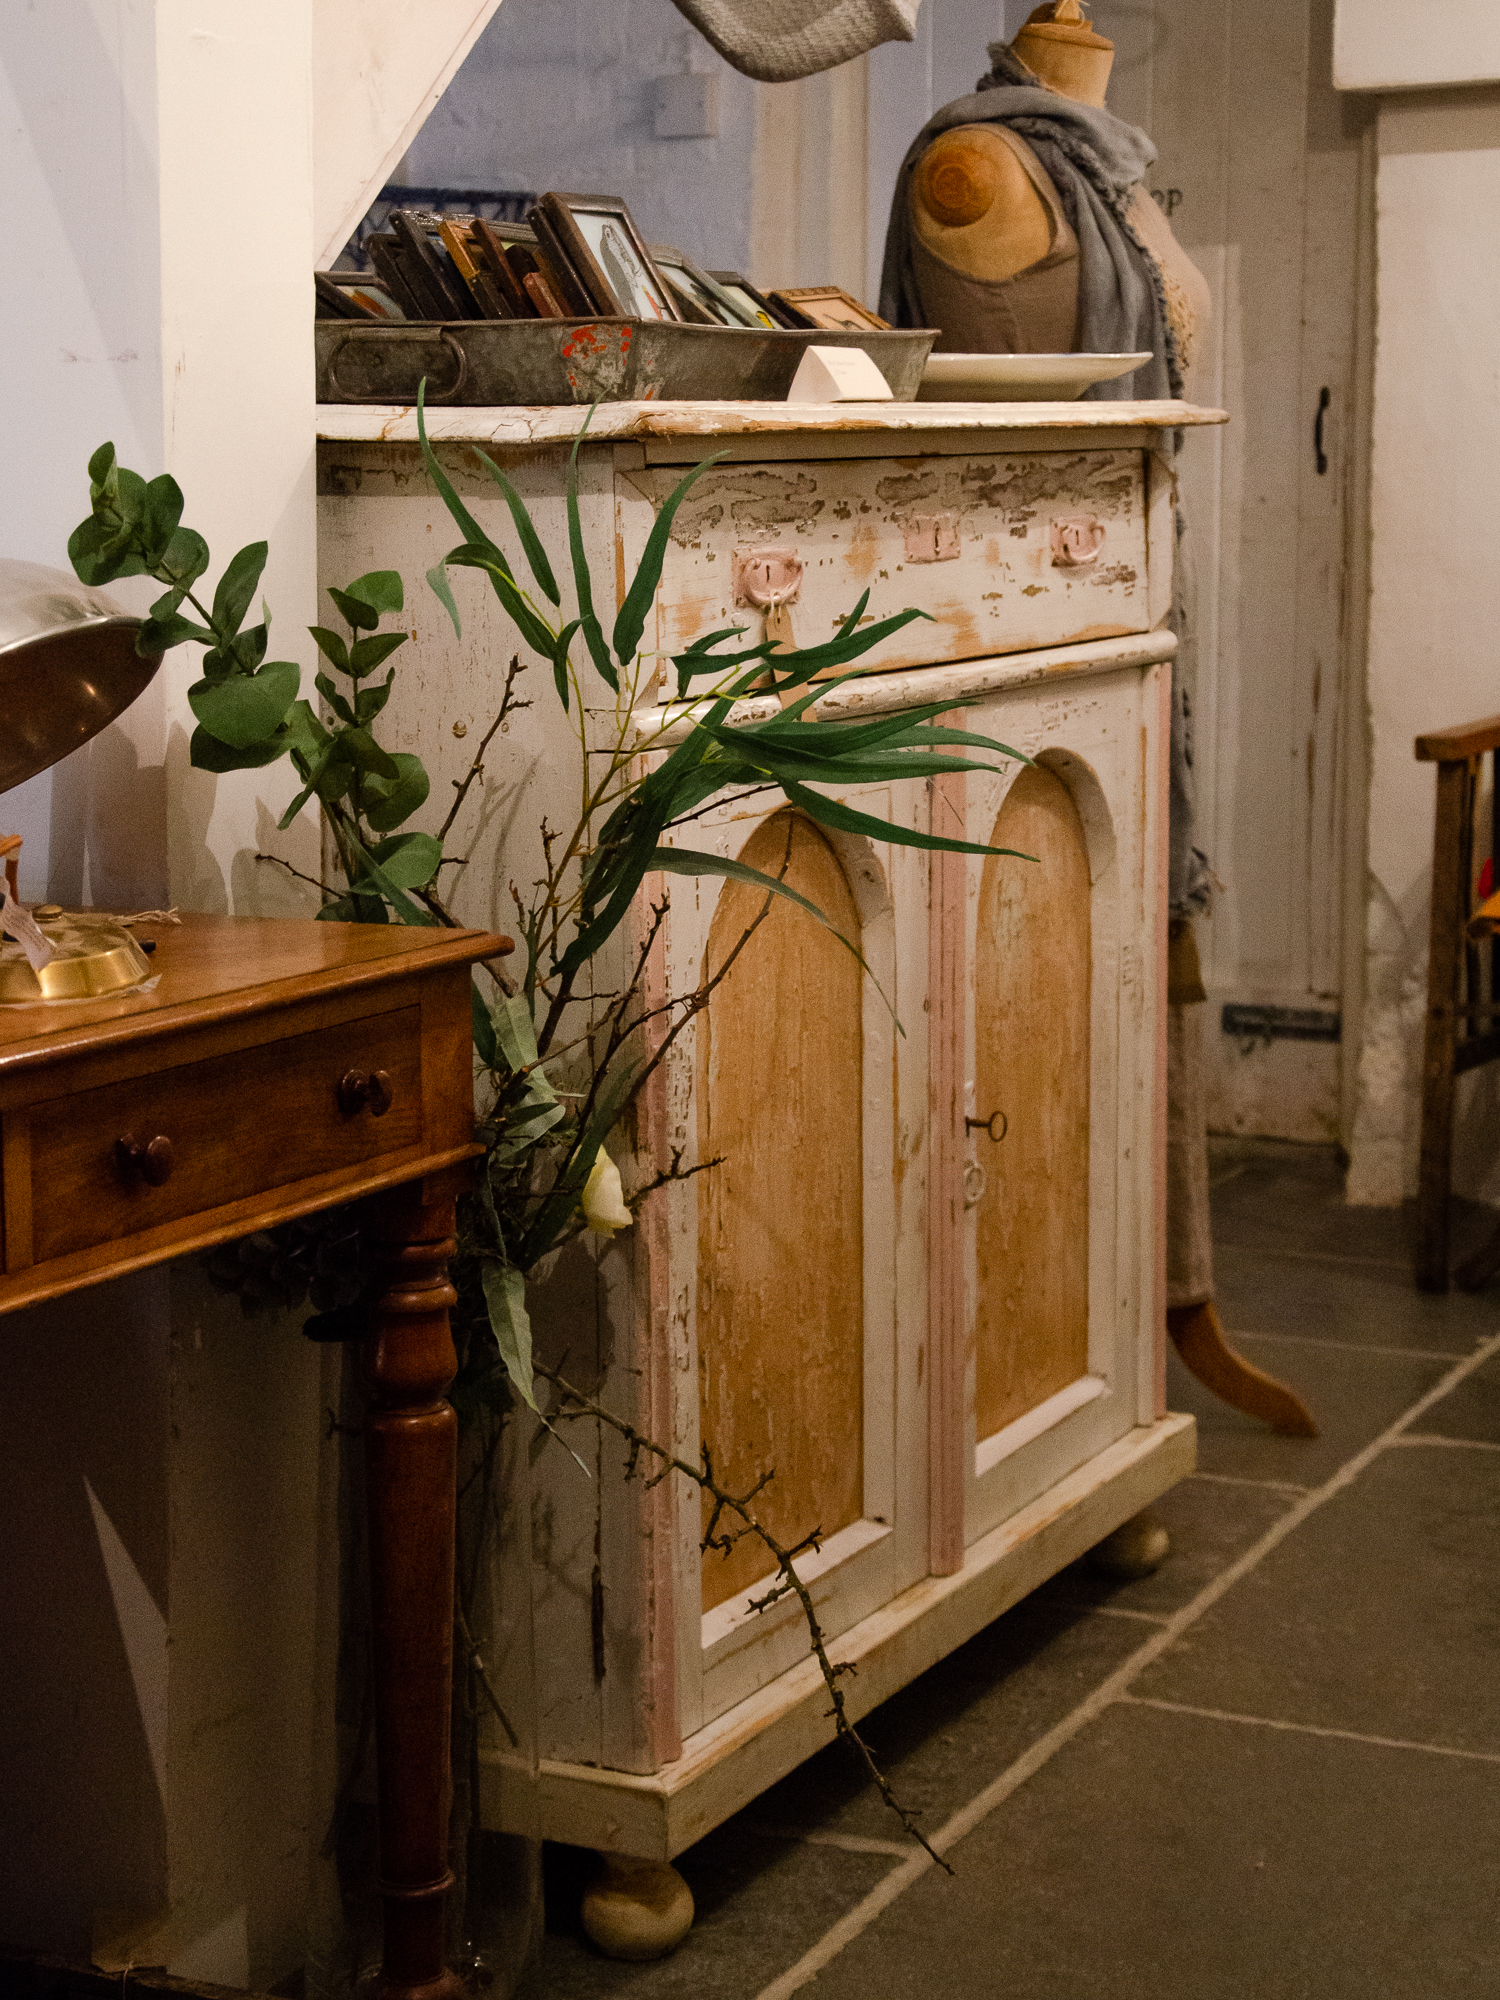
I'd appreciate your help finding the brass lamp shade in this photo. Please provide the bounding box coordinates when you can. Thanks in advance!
[0,559,163,795]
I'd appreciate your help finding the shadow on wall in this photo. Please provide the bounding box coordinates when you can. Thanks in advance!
[0,1270,172,1958]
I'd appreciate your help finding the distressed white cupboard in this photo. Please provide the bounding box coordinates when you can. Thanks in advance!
[315,397,1222,1863]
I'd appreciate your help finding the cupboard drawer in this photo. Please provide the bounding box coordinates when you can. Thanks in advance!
[19,1005,424,1263]
[621,449,1150,686]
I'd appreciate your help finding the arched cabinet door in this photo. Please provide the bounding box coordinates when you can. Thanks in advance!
[696,811,866,1611]
[958,732,1145,1549]
[666,787,931,1733]
[974,764,1092,1438]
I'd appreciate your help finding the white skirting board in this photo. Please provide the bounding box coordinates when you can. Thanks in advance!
[479,1411,1195,1861]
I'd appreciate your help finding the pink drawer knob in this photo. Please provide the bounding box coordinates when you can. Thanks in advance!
[733,546,803,609]
[1050,514,1106,567]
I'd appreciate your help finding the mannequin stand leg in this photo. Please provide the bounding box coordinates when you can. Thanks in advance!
[581,1856,694,1961]
[1168,1299,1318,1436]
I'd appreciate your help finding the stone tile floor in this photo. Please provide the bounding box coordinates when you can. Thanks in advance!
[528,1142,1500,1999]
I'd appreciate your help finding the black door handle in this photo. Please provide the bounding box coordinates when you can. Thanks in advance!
[1315,386,1330,475]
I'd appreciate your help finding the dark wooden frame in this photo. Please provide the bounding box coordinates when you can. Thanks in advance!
[315,270,407,323]
[649,246,757,327]
[708,270,796,329]
[531,191,681,321]
[770,285,891,333]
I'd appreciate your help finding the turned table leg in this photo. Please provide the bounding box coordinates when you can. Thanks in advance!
[364,1178,465,2000]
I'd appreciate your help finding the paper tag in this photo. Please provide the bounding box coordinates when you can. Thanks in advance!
[765,600,797,653]
[0,891,57,972]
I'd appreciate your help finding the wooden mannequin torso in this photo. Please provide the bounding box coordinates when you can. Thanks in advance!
[910,0,1210,379]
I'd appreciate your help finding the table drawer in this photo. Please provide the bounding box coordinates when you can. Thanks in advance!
[621,449,1150,687]
[20,1004,424,1264]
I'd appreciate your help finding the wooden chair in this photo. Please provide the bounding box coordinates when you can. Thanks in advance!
[1414,715,1500,1290]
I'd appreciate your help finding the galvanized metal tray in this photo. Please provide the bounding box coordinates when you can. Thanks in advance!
[315,318,936,406]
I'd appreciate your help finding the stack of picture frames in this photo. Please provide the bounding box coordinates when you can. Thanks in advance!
[315,190,891,336]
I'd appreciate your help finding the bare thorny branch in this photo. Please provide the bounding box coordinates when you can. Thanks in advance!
[534,1362,953,1874]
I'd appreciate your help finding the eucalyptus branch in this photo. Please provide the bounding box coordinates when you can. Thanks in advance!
[254,852,342,899]
[536,1363,949,1872]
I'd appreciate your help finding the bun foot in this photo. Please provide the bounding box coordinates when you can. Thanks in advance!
[1088,1507,1170,1579]
[581,1854,694,1961]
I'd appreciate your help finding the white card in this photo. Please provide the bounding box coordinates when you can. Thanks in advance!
[786,344,894,403]
[0,891,57,972]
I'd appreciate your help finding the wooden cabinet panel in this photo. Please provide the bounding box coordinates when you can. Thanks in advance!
[974,766,1092,1439]
[621,449,1150,684]
[696,813,866,1610]
[23,1004,423,1263]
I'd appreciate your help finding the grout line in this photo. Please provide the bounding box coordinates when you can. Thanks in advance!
[1389,1432,1500,1453]
[744,1824,915,1859]
[1077,1603,1170,1625]
[1119,1694,1500,1765]
[1189,1470,1310,1495]
[753,1326,1500,2000]
[1221,1328,1469,1363]
[1215,1241,1413,1274]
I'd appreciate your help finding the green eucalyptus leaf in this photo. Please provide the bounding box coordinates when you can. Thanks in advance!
[317,892,388,924]
[342,831,437,925]
[158,525,210,592]
[355,670,396,724]
[142,474,185,564]
[339,727,400,779]
[360,750,430,831]
[309,625,350,671]
[327,585,379,632]
[314,671,356,727]
[211,541,268,637]
[348,630,406,678]
[189,723,286,772]
[138,610,214,654]
[342,569,403,617]
[87,442,118,494]
[187,659,299,748]
[367,829,442,887]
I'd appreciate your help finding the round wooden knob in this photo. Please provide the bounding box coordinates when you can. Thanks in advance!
[915,140,1000,227]
[338,1067,394,1118]
[116,1133,174,1186]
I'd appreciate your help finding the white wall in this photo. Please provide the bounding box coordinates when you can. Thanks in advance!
[1,3,325,1984]
[400,0,761,274]
[1334,0,1500,93]
[1345,85,1500,1205]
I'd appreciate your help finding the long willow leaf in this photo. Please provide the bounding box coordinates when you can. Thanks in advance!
[565,414,618,691]
[611,452,727,666]
[471,448,561,605]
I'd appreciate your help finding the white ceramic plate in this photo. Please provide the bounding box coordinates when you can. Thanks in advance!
[915,351,1153,402]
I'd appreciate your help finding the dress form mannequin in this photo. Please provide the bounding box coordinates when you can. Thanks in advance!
[905,2,1317,1469]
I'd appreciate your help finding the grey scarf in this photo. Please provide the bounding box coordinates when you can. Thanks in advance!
[878,41,1182,401]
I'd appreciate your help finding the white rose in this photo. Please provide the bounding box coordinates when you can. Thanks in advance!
[581,1152,633,1235]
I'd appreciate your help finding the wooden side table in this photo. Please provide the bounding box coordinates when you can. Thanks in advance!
[0,913,508,2000]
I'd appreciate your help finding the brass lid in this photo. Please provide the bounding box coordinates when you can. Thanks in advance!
[0,910,152,1003]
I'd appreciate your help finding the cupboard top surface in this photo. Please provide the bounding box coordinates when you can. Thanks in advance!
[316,397,1227,451]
